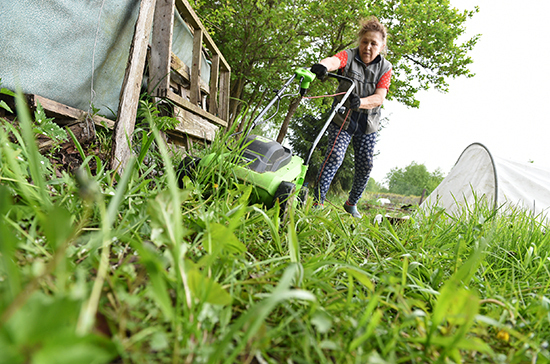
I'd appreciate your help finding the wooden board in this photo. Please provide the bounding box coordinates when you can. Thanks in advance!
[173,105,218,141]
[189,27,203,105]
[170,52,209,94]
[27,94,114,129]
[174,0,230,73]
[110,0,157,171]
[148,0,175,97]
[167,90,227,128]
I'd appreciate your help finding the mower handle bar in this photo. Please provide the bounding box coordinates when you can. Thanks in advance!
[240,69,356,165]
[304,72,356,166]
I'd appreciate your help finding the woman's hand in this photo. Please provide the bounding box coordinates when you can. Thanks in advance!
[348,93,361,110]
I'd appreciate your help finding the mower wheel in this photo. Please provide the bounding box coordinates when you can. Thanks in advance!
[176,156,201,188]
[273,181,296,218]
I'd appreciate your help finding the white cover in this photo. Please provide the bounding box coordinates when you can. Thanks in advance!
[421,143,550,224]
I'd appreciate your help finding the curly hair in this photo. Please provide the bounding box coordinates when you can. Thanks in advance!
[357,16,387,41]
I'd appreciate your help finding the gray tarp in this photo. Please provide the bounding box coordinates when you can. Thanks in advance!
[0,0,210,119]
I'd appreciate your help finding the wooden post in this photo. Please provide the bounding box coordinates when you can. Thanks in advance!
[218,69,230,124]
[190,28,203,105]
[110,0,157,172]
[148,0,175,97]
[209,54,220,116]
[419,188,426,205]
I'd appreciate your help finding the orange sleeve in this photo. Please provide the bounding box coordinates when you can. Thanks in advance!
[377,69,392,90]
[334,51,348,69]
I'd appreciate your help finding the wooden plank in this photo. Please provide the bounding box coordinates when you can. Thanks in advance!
[174,0,230,72]
[170,52,209,93]
[148,0,175,97]
[218,70,230,123]
[28,94,115,129]
[173,105,218,141]
[209,54,220,116]
[189,27,203,105]
[167,90,227,128]
[110,0,157,171]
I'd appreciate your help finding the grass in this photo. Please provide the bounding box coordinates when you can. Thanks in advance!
[1,93,550,363]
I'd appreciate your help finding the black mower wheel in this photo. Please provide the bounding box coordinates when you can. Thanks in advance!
[273,181,296,219]
[176,156,201,188]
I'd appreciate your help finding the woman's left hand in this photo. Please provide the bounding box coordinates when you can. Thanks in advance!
[348,93,361,110]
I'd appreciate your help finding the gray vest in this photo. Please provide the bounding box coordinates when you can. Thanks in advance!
[333,49,392,134]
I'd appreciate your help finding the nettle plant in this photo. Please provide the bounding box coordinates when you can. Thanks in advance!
[33,101,68,146]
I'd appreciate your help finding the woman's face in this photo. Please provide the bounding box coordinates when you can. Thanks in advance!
[358,31,385,64]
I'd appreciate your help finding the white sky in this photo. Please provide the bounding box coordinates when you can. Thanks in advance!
[371,0,550,184]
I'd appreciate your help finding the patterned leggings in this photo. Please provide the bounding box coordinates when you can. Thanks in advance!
[314,122,377,205]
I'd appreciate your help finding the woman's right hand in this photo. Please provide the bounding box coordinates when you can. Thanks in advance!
[310,63,328,80]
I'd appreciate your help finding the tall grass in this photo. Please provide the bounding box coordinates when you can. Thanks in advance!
[1,94,549,363]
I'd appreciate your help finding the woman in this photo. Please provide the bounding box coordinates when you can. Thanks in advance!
[310,17,392,218]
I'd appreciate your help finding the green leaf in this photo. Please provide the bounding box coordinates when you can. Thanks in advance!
[311,310,332,334]
[41,205,74,250]
[32,335,117,364]
[0,86,15,96]
[187,268,232,306]
[15,89,50,209]
[132,241,174,321]
[204,222,246,255]
[0,186,21,303]
[208,264,316,364]
[33,101,67,142]
[349,309,383,352]
[343,267,375,292]
[2,292,117,364]
[0,100,12,113]
[148,190,187,248]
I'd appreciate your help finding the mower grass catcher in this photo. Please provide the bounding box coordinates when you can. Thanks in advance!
[177,67,356,214]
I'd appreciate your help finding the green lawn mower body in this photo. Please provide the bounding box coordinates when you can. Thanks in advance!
[179,68,355,210]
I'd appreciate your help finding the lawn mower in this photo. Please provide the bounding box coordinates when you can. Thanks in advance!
[177,67,356,213]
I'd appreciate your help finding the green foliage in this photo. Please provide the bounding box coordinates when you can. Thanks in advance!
[0,79,15,113]
[2,96,550,363]
[386,161,444,196]
[33,101,68,143]
[365,176,388,193]
[137,97,179,132]
[191,0,479,124]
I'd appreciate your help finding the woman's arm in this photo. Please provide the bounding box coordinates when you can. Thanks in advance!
[318,56,342,73]
[319,55,389,110]
[359,88,387,109]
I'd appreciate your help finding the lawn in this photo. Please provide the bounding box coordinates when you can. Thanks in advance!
[1,94,549,364]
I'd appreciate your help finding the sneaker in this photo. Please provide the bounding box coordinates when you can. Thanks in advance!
[343,201,362,218]
[313,202,324,210]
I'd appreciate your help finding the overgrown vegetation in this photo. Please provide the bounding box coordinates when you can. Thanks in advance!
[191,0,479,126]
[1,94,550,364]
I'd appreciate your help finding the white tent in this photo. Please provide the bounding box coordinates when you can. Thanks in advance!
[420,143,550,224]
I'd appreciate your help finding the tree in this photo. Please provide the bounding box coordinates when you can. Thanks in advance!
[386,162,444,196]
[365,177,388,193]
[191,0,479,125]
[190,0,316,129]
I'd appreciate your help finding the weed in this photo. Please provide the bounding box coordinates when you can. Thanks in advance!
[1,94,550,363]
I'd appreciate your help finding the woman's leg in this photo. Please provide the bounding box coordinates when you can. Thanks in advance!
[314,123,351,204]
[348,132,377,205]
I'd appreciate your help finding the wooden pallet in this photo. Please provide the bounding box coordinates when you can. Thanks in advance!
[110,0,231,171]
